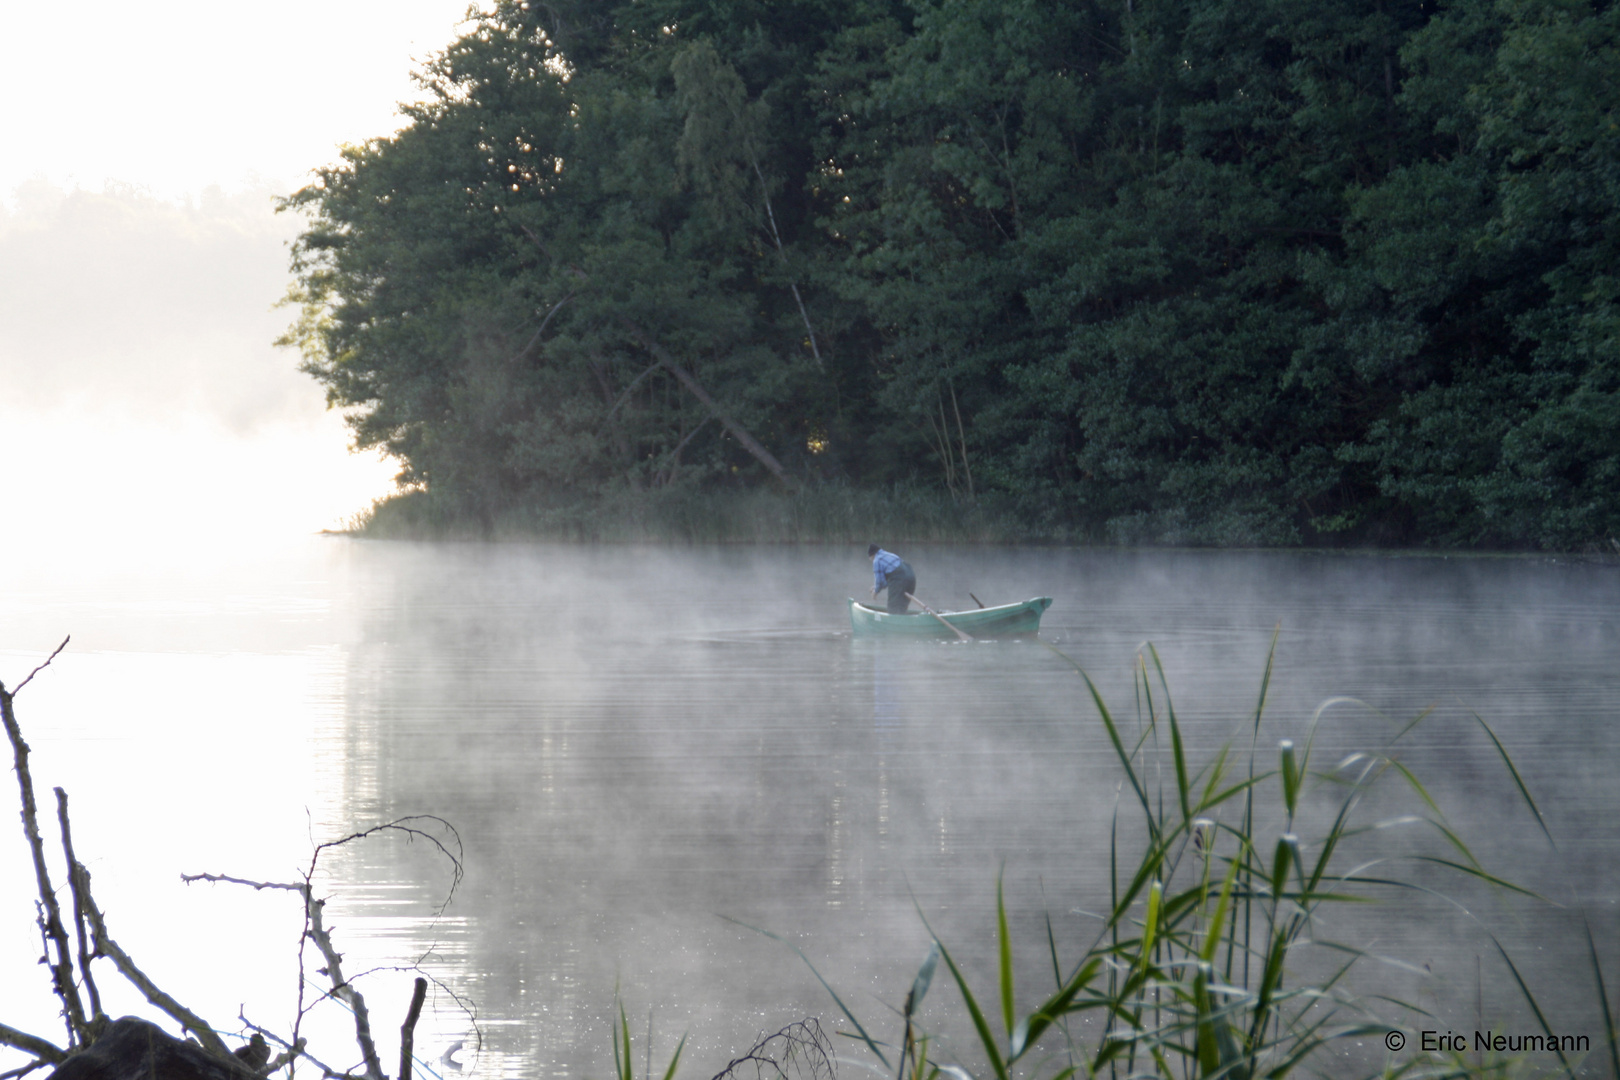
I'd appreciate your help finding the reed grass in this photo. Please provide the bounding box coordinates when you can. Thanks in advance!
[747,634,1611,1080]
[352,484,1056,544]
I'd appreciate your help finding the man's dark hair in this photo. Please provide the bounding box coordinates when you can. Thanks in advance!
[868,543,880,557]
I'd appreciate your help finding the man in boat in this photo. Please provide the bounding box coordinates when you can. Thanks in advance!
[868,544,916,614]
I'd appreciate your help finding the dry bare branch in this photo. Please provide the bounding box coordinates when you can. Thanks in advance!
[0,1023,64,1065]
[55,788,104,1022]
[0,1059,57,1080]
[306,897,385,1080]
[239,1013,324,1076]
[12,637,69,695]
[708,1019,835,1080]
[309,817,464,917]
[181,873,306,893]
[238,1013,321,1078]
[2,659,89,1047]
[398,978,428,1080]
[190,819,470,1080]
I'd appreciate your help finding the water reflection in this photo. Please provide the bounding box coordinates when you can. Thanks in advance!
[326,545,1619,1079]
[1,542,1617,1079]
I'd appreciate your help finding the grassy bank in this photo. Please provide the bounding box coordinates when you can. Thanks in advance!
[352,484,1062,544]
[346,487,1620,554]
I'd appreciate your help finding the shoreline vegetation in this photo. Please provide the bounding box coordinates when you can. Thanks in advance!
[338,487,1620,557]
[5,638,1615,1080]
[347,485,1031,544]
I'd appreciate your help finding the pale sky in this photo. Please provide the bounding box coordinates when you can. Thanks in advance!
[1,0,477,200]
[0,0,479,542]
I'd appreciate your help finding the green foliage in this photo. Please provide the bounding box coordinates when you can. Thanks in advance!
[284,0,1620,548]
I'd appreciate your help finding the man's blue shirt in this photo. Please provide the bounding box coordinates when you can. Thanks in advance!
[872,549,905,592]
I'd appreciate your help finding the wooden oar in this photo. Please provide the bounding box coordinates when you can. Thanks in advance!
[906,593,972,642]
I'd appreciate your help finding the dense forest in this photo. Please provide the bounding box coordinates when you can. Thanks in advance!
[281,0,1620,547]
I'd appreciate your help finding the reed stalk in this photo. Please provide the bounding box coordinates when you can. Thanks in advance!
[755,640,1609,1080]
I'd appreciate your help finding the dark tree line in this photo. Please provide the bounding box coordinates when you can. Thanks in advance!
[282,0,1620,547]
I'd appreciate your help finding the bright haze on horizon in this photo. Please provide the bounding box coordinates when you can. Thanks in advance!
[0,0,477,547]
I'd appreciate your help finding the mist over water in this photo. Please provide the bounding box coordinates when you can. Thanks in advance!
[0,183,396,540]
[2,540,1616,1078]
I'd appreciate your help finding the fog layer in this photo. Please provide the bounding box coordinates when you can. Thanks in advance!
[0,182,394,540]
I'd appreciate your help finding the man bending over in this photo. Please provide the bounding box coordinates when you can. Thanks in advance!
[868,544,917,614]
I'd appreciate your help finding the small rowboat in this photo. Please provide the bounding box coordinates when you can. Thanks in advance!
[847,596,1053,638]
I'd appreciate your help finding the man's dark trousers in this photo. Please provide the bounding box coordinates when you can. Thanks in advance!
[886,561,916,614]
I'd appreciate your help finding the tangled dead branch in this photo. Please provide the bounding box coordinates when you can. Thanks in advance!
[1,641,469,1080]
[182,815,467,1080]
[708,1020,834,1080]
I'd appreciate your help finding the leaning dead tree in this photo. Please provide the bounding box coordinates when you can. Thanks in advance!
[1,639,470,1080]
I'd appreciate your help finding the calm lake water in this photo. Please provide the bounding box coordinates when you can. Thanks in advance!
[2,538,1616,1078]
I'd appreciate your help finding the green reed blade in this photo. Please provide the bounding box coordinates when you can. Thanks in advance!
[1109,803,1120,946]
[908,942,940,1017]
[719,916,890,1068]
[1471,712,1556,850]
[1194,968,1220,1077]
[1408,857,1545,901]
[1582,914,1620,1080]
[1416,816,1486,873]
[1251,627,1278,737]
[1305,760,1381,894]
[912,1032,929,1080]
[1200,743,1233,810]
[1201,775,1273,814]
[1202,853,1242,965]
[1490,934,1576,1080]
[1389,703,1437,749]
[997,872,1015,1040]
[661,1033,686,1080]
[1147,645,1192,828]
[1044,907,1062,992]
[1248,934,1289,1057]
[1161,881,1220,934]
[928,932,1009,1080]
[1091,1033,1132,1071]
[1362,992,1437,1018]
[1288,891,1373,905]
[1074,661,1156,838]
[1107,837,1171,935]
[1140,880,1163,971]
[618,1001,633,1080]
[1385,759,1443,817]
[1014,956,1101,1062]
[1264,1019,1383,1078]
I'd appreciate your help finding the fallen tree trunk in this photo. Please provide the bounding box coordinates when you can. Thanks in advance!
[618,318,798,490]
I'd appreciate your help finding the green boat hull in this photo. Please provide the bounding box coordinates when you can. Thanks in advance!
[847,596,1053,638]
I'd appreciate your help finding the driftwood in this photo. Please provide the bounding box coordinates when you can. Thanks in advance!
[2,641,466,1080]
